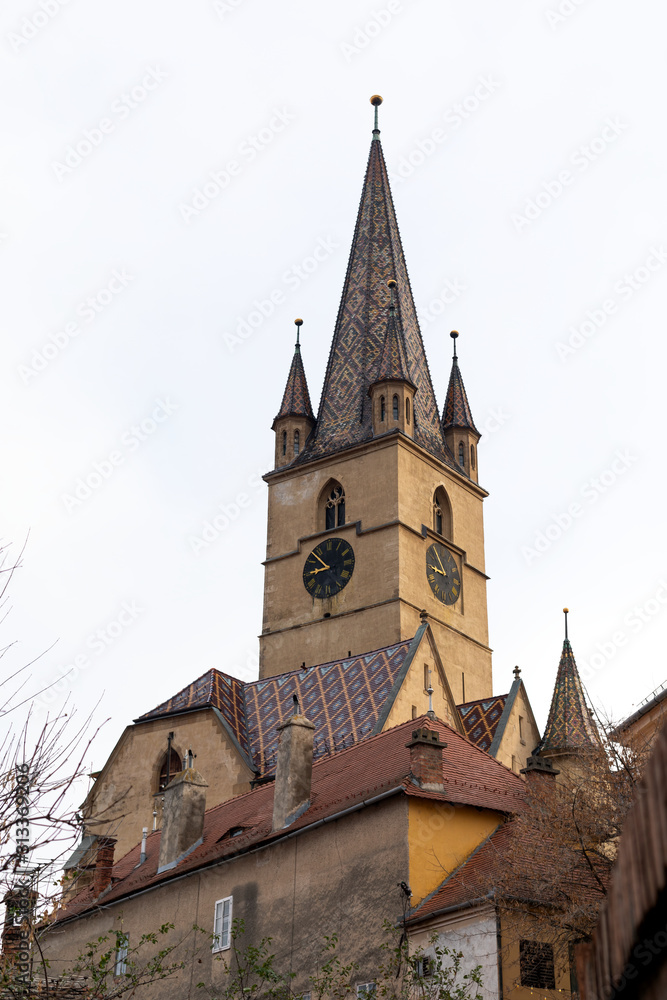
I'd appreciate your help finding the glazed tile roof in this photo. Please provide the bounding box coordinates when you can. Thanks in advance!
[273,342,314,426]
[458,695,508,753]
[298,134,456,469]
[137,640,415,775]
[535,639,601,755]
[441,355,479,433]
[372,297,414,387]
[56,715,527,923]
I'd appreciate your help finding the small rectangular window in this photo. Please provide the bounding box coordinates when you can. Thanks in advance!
[519,715,524,741]
[213,895,233,952]
[357,983,376,999]
[114,934,129,976]
[520,939,555,989]
[413,956,434,977]
[302,993,312,1000]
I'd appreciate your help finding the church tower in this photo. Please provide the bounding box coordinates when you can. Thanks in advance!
[260,98,492,703]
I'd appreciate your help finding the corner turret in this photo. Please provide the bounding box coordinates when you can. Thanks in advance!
[368,279,416,439]
[272,319,315,469]
[441,331,480,482]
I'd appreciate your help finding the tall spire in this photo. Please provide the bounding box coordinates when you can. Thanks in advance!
[299,98,451,467]
[441,332,479,434]
[273,319,314,426]
[535,610,601,757]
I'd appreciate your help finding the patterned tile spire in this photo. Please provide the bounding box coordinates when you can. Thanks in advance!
[371,279,415,388]
[441,331,479,433]
[535,610,601,755]
[299,98,452,467]
[273,319,314,425]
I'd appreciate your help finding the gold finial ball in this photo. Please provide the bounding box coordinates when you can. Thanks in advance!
[563,607,569,613]
[450,330,459,339]
[294,318,303,326]
[370,95,383,107]
[387,278,397,289]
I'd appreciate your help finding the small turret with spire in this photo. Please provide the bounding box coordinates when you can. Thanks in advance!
[368,279,417,439]
[272,319,315,469]
[441,331,481,482]
[534,609,601,779]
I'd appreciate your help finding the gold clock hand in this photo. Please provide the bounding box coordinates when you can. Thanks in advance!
[428,564,445,576]
[313,551,329,568]
[434,550,448,577]
[308,564,330,575]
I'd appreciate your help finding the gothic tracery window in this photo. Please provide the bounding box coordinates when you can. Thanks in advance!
[324,483,345,530]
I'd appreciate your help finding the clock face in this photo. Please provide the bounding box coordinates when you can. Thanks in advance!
[303,538,355,599]
[425,542,460,605]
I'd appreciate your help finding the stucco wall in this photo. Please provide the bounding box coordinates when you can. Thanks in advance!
[44,796,411,1000]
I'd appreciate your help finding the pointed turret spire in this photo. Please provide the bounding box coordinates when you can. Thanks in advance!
[441,332,479,434]
[298,98,451,467]
[273,319,314,424]
[373,280,415,387]
[272,320,315,469]
[535,610,601,758]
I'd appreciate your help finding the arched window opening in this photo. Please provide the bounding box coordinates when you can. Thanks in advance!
[433,487,452,539]
[392,395,399,420]
[380,396,385,421]
[158,749,181,792]
[282,431,287,456]
[294,430,300,456]
[324,483,345,530]
[406,397,411,424]
[470,444,475,470]
[458,442,465,468]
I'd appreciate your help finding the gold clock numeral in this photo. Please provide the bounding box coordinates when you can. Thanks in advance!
[341,570,349,579]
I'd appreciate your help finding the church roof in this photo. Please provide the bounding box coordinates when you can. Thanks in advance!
[298,132,454,468]
[273,341,314,426]
[56,715,527,923]
[136,639,417,775]
[458,695,508,752]
[534,639,601,756]
[441,348,479,433]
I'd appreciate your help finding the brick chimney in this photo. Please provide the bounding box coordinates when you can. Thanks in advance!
[92,837,116,896]
[406,727,446,793]
[1,888,37,959]
[158,767,208,873]
[520,754,560,785]
[272,712,315,831]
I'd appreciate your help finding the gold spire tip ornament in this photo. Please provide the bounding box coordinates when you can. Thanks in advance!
[370,95,383,136]
[563,607,569,614]
[370,95,383,106]
[387,279,397,289]
[294,318,303,326]
[450,330,459,339]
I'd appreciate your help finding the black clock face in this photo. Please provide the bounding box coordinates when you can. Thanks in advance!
[426,542,460,605]
[303,538,355,599]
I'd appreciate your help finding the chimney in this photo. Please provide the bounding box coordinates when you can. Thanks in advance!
[158,767,208,873]
[2,888,37,959]
[520,754,560,785]
[406,727,446,793]
[272,712,315,831]
[92,837,116,896]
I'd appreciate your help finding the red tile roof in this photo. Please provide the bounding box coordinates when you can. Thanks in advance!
[408,816,610,923]
[56,715,526,924]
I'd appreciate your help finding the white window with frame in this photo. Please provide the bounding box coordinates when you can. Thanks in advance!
[356,983,376,999]
[212,895,233,952]
[114,934,129,976]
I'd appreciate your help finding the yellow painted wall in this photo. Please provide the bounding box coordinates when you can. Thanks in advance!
[408,798,502,903]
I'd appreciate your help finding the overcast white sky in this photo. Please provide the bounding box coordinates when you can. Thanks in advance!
[2,0,666,779]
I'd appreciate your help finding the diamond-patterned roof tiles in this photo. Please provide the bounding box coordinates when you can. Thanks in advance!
[298,135,454,468]
[372,299,414,387]
[274,343,314,423]
[535,639,601,755]
[136,641,413,775]
[458,695,508,752]
[441,356,479,433]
